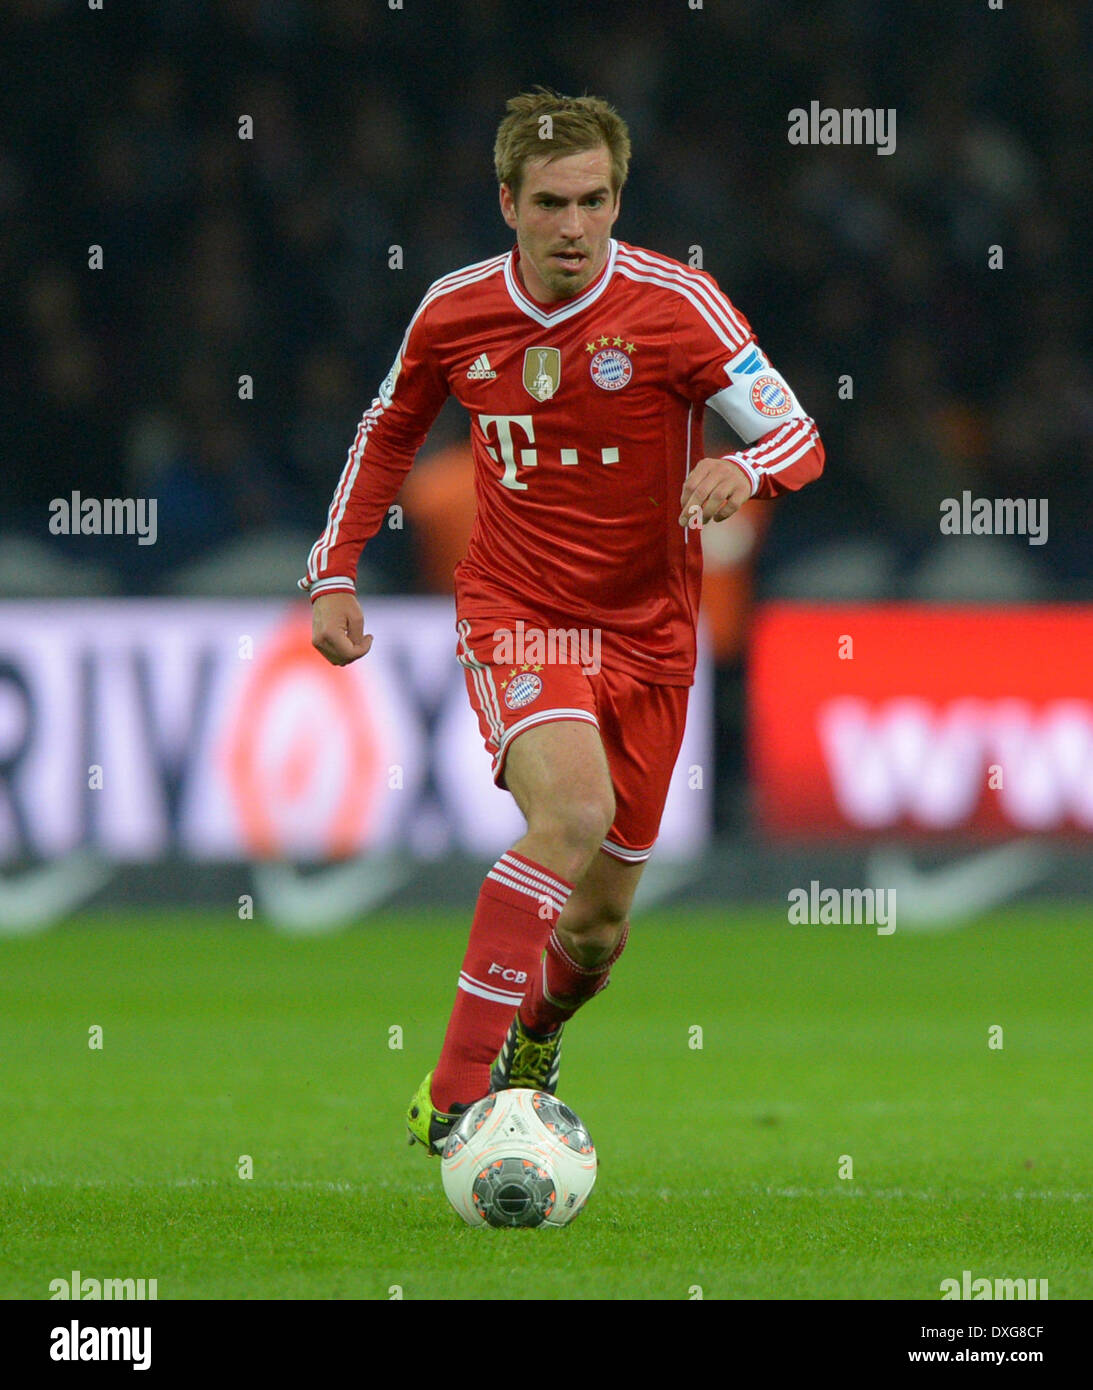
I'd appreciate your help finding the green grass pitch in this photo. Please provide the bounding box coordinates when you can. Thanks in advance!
[1,904,1090,1300]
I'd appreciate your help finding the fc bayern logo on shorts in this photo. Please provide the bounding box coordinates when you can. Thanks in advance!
[590,348,632,391]
[503,672,543,710]
[750,374,793,417]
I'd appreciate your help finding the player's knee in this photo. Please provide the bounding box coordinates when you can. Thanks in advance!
[554,898,628,972]
[532,793,615,861]
[563,883,629,935]
[562,912,627,964]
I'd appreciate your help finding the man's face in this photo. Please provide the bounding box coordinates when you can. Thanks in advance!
[500,146,620,303]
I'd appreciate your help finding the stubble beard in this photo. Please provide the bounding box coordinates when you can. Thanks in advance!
[537,249,601,301]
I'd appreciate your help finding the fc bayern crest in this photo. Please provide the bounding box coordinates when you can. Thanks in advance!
[750,374,793,417]
[589,347,632,391]
[503,671,543,710]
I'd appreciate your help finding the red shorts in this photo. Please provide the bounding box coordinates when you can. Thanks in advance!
[456,617,689,864]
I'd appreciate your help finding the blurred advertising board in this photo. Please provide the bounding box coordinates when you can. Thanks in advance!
[0,600,711,865]
[750,604,1093,839]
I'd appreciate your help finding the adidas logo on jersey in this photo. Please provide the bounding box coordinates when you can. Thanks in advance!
[466,353,497,380]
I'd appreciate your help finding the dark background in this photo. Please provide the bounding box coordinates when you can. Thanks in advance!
[2,0,1089,600]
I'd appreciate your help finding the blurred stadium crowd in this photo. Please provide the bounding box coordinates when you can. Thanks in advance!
[3,0,1090,605]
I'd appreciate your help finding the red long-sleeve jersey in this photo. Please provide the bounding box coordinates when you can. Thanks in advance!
[301,238,824,684]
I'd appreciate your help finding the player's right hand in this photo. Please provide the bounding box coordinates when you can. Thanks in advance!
[311,592,373,666]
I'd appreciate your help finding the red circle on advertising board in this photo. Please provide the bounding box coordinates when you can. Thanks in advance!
[224,614,379,858]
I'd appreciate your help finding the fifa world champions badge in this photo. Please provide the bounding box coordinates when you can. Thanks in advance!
[523,347,561,402]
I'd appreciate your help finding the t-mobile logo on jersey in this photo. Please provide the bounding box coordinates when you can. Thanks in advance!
[478,414,620,492]
[488,963,528,984]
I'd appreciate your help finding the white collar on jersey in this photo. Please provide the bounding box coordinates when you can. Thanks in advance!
[503,238,619,326]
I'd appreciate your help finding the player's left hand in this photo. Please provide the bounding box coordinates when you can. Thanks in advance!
[679,458,753,528]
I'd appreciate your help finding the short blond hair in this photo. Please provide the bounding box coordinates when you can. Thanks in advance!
[494,87,631,201]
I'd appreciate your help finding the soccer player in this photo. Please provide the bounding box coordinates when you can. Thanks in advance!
[302,89,825,1153]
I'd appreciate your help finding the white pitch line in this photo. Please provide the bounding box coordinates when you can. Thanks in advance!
[761,1186,1090,1202]
[9,1177,1090,1202]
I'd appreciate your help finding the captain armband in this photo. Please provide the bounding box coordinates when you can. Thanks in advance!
[705,342,807,446]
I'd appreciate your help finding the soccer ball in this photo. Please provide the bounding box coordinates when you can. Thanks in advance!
[440,1089,597,1228]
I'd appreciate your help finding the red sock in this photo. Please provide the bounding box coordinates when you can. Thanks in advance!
[520,921,630,1035]
[431,851,573,1112]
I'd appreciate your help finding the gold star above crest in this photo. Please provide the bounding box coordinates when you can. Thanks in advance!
[588,332,636,353]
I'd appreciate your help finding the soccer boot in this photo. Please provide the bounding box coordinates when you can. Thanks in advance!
[491,1015,564,1094]
[406,1071,469,1155]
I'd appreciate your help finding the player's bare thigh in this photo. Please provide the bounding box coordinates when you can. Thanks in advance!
[503,719,615,885]
[505,720,643,964]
